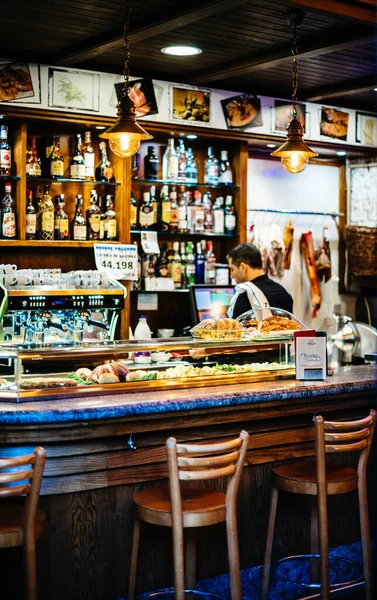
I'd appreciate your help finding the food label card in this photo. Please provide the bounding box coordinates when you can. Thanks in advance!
[94,244,138,280]
[295,332,327,380]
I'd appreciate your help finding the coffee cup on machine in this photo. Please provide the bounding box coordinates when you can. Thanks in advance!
[0,274,17,287]
[15,274,32,287]
[0,264,17,274]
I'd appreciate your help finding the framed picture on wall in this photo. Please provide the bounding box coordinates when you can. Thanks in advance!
[169,85,211,124]
[48,67,100,112]
[273,100,306,133]
[221,94,263,130]
[114,78,158,118]
[0,61,37,103]
[320,107,349,141]
[356,112,377,146]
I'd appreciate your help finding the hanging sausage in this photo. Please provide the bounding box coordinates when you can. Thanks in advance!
[300,231,321,317]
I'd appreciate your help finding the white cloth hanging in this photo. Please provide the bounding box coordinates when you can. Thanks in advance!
[227,281,271,320]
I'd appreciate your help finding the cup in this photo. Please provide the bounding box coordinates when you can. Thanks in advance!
[0,274,17,286]
[0,264,17,274]
[31,276,44,287]
[157,329,175,338]
[15,274,32,287]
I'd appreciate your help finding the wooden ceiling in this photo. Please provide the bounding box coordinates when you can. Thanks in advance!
[1,0,376,112]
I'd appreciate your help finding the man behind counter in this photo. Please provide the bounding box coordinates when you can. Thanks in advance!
[227,243,293,319]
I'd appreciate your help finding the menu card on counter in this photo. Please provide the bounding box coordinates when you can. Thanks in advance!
[294,330,327,380]
[94,244,138,280]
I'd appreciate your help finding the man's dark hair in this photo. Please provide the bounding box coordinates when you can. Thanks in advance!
[227,243,262,268]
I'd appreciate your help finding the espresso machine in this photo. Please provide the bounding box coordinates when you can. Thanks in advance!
[320,309,377,366]
[0,272,127,345]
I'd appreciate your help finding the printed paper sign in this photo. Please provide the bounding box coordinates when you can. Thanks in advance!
[140,231,160,254]
[295,335,327,380]
[94,244,138,280]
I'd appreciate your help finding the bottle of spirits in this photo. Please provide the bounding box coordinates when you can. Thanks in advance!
[144,146,159,180]
[204,147,219,186]
[155,245,169,277]
[162,138,178,181]
[180,241,188,288]
[38,185,54,240]
[28,137,42,178]
[26,190,37,240]
[96,141,115,182]
[186,191,196,234]
[54,194,69,240]
[224,195,237,235]
[160,184,171,232]
[219,150,233,184]
[139,191,154,230]
[178,186,188,233]
[71,195,87,241]
[132,244,142,291]
[177,139,187,181]
[204,241,216,284]
[213,196,225,234]
[203,192,213,233]
[185,148,198,183]
[50,136,64,179]
[171,241,182,289]
[186,242,196,286]
[169,186,179,233]
[130,190,138,230]
[26,143,33,176]
[70,133,86,180]
[150,185,159,228]
[83,131,95,181]
[87,189,101,240]
[193,190,205,233]
[194,241,205,284]
[99,196,106,240]
[1,183,16,239]
[105,195,117,240]
[131,152,140,179]
[0,125,11,176]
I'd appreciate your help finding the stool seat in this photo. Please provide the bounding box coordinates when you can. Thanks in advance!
[0,505,45,548]
[273,461,358,496]
[135,486,226,528]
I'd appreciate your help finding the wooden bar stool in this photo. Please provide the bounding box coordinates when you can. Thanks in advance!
[261,410,376,600]
[0,447,46,600]
[128,431,249,600]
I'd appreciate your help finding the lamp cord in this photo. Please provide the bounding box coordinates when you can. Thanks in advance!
[291,24,298,119]
[123,0,131,95]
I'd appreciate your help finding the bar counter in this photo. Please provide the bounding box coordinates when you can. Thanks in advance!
[1,365,376,600]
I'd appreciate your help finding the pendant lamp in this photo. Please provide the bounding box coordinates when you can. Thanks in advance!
[271,11,317,174]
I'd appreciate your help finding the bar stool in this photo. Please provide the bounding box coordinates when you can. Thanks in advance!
[128,431,249,600]
[0,447,46,600]
[261,410,376,600]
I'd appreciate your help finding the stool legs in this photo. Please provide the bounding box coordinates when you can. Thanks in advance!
[260,485,279,600]
[185,528,197,590]
[23,534,37,600]
[128,517,141,600]
[358,477,373,600]
[226,503,242,600]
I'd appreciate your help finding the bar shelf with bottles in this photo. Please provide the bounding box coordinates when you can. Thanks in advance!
[26,177,120,186]
[132,178,239,189]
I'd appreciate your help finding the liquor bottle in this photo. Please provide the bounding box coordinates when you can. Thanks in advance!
[219,150,233,184]
[171,241,182,289]
[26,190,37,240]
[177,139,187,181]
[99,196,106,240]
[186,191,196,234]
[105,195,117,240]
[133,244,142,291]
[131,152,140,179]
[54,194,69,240]
[70,134,85,180]
[194,241,205,284]
[224,195,237,235]
[87,189,101,240]
[72,195,87,241]
[204,241,216,284]
[193,190,205,234]
[169,186,179,233]
[26,143,33,176]
[96,141,115,182]
[1,183,16,239]
[186,148,198,183]
[49,136,64,179]
[160,184,171,232]
[144,146,159,180]
[130,190,138,230]
[150,185,158,227]
[180,241,188,288]
[155,245,169,277]
[162,138,178,181]
[139,191,154,229]
[178,186,188,233]
[186,242,196,286]
[213,196,225,234]
[28,137,42,177]
[38,185,54,241]
[0,125,11,176]
[144,255,156,287]
[166,243,174,277]
[83,131,95,181]
[203,192,213,233]
[204,147,219,186]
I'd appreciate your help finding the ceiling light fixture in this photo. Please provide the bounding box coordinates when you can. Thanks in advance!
[161,45,202,56]
[336,151,347,156]
[374,87,377,92]
[271,11,317,174]
[100,0,152,157]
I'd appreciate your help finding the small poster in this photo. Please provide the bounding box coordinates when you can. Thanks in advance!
[94,244,138,280]
[320,107,349,141]
[356,112,377,146]
[274,100,306,133]
[114,78,158,118]
[140,231,160,255]
[170,85,211,124]
[221,94,263,130]
[0,62,34,102]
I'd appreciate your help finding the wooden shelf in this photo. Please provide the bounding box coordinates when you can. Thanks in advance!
[131,230,237,238]
[0,240,119,247]
[0,175,21,180]
[132,178,239,189]
[26,177,120,186]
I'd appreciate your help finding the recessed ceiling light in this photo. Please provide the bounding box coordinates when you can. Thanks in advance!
[374,87,377,92]
[186,134,198,140]
[161,45,202,56]
[95,125,106,130]
[266,144,276,148]
[336,151,346,156]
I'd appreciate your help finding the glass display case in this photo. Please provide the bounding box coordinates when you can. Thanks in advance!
[0,336,295,403]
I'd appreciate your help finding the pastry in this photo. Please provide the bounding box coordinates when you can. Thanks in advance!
[191,317,243,339]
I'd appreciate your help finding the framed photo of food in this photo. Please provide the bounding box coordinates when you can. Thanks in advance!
[356,112,377,147]
[273,100,306,133]
[0,61,36,103]
[320,107,349,141]
[221,94,263,130]
[170,85,211,124]
[114,78,158,118]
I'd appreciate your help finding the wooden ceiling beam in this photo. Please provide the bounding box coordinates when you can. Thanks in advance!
[189,26,376,84]
[304,74,377,101]
[285,1,377,24]
[50,0,251,66]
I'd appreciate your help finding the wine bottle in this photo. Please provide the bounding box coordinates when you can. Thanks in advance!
[83,131,95,181]
[204,241,216,284]
[144,146,159,180]
[224,195,237,235]
[213,196,225,234]
[169,187,179,233]
[186,242,196,286]
[219,150,233,184]
[160,184,171,232]
[96,141,115,182]
[49,136,64,179]
[72,195,87,241]
[178,185,188,233]
[28,137,42,178]
[194,241,205,284]
[70,134,85,180]
[171,241,182,289]
[38,185,54,240]
[26,190,37,240]
[130,190,138,230]
[1,183,16,239]
[0,125,11,177]
[105,195,117,241]
[139,192,154,230]
[87,189,101,240]
[54,194,69,240]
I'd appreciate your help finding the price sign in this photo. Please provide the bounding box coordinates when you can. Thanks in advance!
[94,244,138,280]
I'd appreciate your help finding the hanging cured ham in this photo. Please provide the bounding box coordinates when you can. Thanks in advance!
[315,227,332,282]
[283,219,294,270]
[300,231,321,317]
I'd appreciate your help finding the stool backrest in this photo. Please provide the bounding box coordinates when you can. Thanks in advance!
[0,447,46,533]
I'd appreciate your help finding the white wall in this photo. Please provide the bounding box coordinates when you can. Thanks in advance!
[247,158,355,328]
